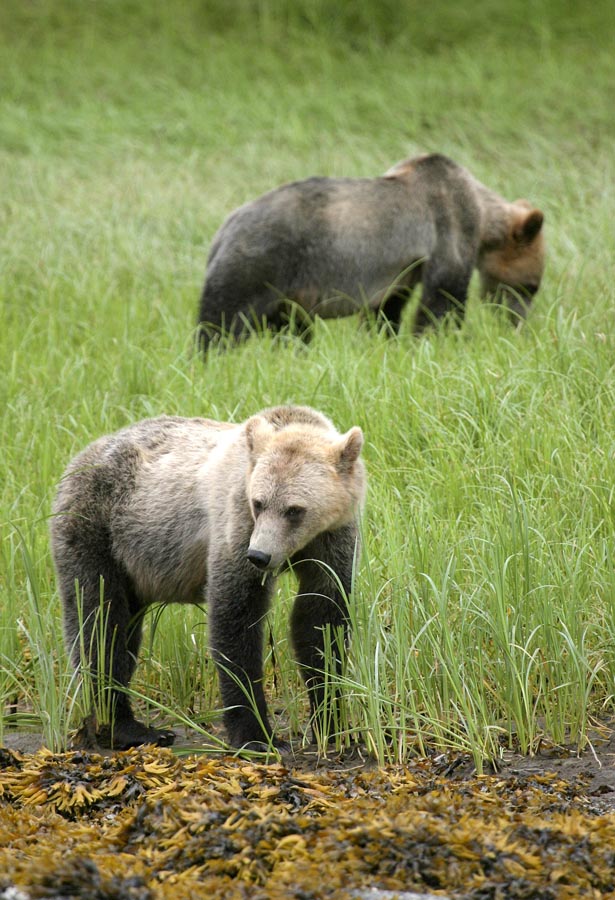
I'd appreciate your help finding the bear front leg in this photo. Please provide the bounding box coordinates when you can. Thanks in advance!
[207,557,277,749]
[377,289,411,336]
[290,524,358,744]
[413,259,473,334]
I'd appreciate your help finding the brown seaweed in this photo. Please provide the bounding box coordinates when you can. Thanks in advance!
[1,747,614,899]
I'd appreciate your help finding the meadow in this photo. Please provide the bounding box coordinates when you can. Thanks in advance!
[1,0,615,771]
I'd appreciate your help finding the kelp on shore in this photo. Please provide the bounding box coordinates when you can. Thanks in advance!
[1,747,614,899]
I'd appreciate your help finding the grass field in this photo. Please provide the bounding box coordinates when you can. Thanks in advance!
[1,0,615,769]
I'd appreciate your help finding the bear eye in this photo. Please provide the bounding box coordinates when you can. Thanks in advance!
[252,499,264,517]
[284,505,305,522]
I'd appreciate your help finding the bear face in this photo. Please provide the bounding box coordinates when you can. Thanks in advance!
[479,201,545,307]
[245,417,365,571]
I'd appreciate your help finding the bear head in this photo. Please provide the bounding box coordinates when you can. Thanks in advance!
[244,417,366,571]
[478,201,545,313]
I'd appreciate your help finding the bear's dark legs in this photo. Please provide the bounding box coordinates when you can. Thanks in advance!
[207,557,276,749]
[58,540,174,749]
[271,301,314,345]
[413,293,460,333]
[197,281,287,353]
[290,525,358,743]
[96,604,175,750]
[196,307,253,354]
[377,290,410,336]
[499,287,533,323]
[413,263,472,334]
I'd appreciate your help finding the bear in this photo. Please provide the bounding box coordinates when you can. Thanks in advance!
[50,405,366,751]
[197,153,545,351]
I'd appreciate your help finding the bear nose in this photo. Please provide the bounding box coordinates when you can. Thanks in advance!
[247,549,272,570]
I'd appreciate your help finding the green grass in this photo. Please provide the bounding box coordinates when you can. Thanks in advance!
[2,0,615,768]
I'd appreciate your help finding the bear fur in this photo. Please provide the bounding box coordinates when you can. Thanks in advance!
[50,406,366,750]
[197,153,545,350]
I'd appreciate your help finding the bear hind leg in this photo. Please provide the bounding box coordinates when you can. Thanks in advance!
[269,300,314,346]
[197,280,287,353]
[95,604,176,750]
[58,544,175,750]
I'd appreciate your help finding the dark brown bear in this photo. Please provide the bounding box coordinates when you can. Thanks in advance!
[197,153,545,349]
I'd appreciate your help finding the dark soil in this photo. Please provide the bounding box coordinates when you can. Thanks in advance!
[489,729,615,813]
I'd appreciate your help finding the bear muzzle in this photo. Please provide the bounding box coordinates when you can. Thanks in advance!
[247,548,272,570]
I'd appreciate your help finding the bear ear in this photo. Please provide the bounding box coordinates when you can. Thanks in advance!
[335,427,364,474]
[513,208,544,244]
[245,416,275,459]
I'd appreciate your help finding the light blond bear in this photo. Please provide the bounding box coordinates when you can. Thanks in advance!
[51,405,366,750]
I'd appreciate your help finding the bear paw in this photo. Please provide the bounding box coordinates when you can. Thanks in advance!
[96,720,176,750]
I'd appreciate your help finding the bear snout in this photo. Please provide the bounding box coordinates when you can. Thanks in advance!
[247,548,272,570]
